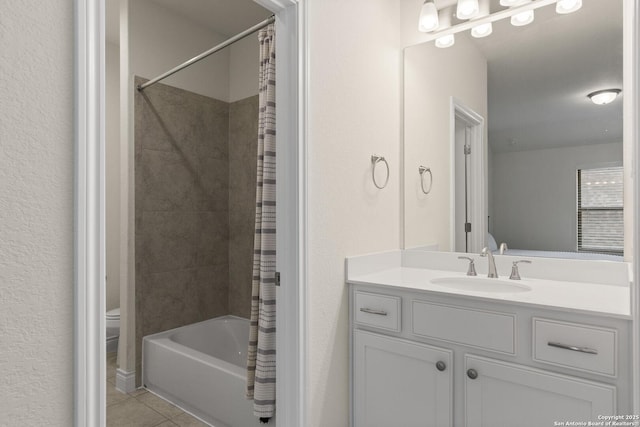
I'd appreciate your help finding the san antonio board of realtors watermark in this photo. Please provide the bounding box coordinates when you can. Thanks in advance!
[554,415,640,426]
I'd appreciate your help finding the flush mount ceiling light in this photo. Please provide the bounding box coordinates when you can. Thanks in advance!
[588,89,621,105]
[457,0,480,20]
[471,0,492,38]
[418,0,439,32]
[556,0,582,14]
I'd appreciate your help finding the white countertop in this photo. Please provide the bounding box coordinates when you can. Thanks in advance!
[346,251,632,319]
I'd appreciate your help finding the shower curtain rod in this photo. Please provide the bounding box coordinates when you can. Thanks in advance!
[137,15,275,91]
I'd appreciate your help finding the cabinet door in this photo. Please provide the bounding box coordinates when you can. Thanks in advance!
[465,355,616,427]
[353,330,452,427]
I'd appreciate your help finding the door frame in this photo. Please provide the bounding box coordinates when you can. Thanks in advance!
[449,97,485,254]
[74,0,308,425]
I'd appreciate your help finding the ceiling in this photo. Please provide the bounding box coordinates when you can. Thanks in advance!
[105,0,271,44]
[468,0,623,152]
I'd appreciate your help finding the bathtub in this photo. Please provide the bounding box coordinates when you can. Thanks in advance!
[143,315,269,427]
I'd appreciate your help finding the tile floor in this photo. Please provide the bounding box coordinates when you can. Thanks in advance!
[107,352,209,427]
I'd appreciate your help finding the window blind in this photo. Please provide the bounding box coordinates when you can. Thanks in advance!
[577,166,623,254]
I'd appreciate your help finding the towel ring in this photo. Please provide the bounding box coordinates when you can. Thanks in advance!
[371,155,389,189]
[418,165,432,194]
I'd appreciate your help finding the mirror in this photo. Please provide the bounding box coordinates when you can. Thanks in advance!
[403,0,624,261]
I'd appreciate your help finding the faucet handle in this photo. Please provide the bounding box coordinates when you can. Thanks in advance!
[510,260,532,280]
[480,247,490,256]
[499,243,508,255]
[458,256,477,276]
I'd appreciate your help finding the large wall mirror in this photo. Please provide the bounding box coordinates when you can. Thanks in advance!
[403,0,626,261]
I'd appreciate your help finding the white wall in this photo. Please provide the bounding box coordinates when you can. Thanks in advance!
[0,1,74,425]
[127,0,263,102]
[403,35,488,250]
[491,142,623,251]
[129,0,230,101]
[106,41,121,312]
[307,0,402,425]
[229,35,260,102]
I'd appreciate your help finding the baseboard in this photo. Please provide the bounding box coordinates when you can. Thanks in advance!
[115,368,136,394]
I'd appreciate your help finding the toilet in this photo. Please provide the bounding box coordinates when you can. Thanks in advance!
[106,308,120,353]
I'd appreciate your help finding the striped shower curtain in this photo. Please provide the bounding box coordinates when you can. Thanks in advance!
[246,23,276,422]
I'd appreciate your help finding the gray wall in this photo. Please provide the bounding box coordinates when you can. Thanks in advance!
[229,96,259,318]
[491,141,623,251]
[134,78,258,381]
[135,79,231,382]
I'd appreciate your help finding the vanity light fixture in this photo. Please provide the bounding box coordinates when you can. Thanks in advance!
[471,22,493,37]
[511,0,535,27]
[419,0,577,46]
[435,7,455,48]
[556,0,582,14]
[511,8,535,26]
[419,0,439,32]
[436,34,456,48]
[588,89,621,105]
[471,0,492,38]
[457,0,480,20]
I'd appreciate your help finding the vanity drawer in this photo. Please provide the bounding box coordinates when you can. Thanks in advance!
[533,318,617,377]
[354,291,401,332]
[412,301,515,354]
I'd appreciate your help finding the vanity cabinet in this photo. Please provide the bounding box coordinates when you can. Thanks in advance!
[349,285,629,427]
[353,331,452,427]
[465,355,616,427]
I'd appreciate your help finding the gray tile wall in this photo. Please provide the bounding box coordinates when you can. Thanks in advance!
[228,95,259,318]
[134,78,258,384]
[134,78,230,383]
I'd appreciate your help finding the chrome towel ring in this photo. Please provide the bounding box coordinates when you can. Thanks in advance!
[371,155,390,189]
[418,165,432,194]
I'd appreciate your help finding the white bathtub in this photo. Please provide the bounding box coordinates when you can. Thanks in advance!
[143,315,269,427]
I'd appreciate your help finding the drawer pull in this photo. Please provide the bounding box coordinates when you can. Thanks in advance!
[359,307,388,316]
[548,341,598,355]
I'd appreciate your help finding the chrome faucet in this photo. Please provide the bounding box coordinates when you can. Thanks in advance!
[480,247,498,278]
[499,242,508,255]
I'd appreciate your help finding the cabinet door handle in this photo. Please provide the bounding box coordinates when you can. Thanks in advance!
[467,369,478,380]
[436,361,446,372]
[359,307,388,316]
[548,341,598,355]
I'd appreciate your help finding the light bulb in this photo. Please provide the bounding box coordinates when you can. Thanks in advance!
[511,9,534,26]
[471,22,493,38]
[457,0,480,20]
[588,89,621,105]
[418,0,439,32]
[435,34,455,48]
[556,0,582,14]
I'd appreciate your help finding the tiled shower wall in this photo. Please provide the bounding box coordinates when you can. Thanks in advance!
[134,77,258,381]
[229,96,259,319]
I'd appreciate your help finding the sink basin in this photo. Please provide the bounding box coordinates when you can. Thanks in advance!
[430,277,532,293]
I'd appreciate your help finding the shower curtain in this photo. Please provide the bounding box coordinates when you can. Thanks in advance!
[246,23,276,422]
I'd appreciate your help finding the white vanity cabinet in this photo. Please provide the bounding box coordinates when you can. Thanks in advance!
[349,285,630,427]
[465,355,616,427]
[353,331,453,427]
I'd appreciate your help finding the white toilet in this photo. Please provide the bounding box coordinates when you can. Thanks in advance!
[106,308,120,353]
